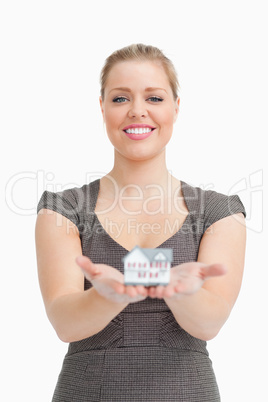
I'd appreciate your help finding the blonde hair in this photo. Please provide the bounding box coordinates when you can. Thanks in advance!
[100,43,179,100]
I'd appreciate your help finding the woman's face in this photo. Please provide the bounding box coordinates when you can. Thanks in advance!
[100,60,180,161]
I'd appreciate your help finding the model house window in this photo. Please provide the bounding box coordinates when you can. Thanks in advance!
[138,272,147,278]
[150,272,159,278]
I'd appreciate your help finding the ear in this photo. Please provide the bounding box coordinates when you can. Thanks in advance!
[173,97,180,123]
[99,96,105,120]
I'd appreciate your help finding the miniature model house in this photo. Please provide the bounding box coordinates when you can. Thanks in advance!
[122,245,173,286]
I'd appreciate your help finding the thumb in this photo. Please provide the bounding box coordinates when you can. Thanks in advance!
[200,263,227,280]
[76,255,100,278]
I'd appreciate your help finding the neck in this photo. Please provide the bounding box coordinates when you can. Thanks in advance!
[102,149,179,197]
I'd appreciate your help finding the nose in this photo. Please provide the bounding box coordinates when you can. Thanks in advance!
[127,98,148,118]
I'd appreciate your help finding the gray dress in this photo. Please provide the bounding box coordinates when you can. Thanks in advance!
[37,179,246,401]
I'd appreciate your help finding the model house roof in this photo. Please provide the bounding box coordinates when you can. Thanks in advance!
[122,245,173,263]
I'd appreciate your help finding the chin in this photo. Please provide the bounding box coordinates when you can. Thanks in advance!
[119,146,166,162]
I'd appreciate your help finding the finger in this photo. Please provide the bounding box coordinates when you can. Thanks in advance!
[126,285,138,298]
[154,285,165,298]
[76,255,100,278]
[200,263,227,280]
[174,281,185,293]
[148,286,157,298]
[113,282,126,294]
[162,284,176,298]
[136,285,148,296]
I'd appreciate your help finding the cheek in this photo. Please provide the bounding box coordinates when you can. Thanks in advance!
[104,108,123,130]
[158,109,176,129]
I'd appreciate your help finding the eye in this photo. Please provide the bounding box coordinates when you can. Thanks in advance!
[147,96,163,102]
[112,96,128,103]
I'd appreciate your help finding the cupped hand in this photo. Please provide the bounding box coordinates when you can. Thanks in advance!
[148,261,227,299]
[76,255,149,304]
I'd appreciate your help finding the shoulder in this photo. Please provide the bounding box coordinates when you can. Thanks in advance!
[36,179,100,226]
[181,180,246,230]
[203,188,246,230]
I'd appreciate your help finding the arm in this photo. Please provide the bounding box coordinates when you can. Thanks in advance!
[149,212,247,341]
[35,209,129,343]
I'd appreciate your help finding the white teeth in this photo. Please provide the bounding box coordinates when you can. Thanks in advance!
[125,128,153,134]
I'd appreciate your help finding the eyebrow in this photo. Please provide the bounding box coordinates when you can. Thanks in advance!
[108,87,168,94]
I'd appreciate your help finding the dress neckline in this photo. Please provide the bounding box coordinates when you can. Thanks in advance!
[90,178,194,252]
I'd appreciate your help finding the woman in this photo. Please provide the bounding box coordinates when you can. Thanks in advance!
[35,44,246,401]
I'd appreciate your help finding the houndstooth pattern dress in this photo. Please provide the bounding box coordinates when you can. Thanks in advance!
[37,179,246,401]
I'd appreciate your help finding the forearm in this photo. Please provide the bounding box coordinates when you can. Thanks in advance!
[164,288,231,341]
[46,288,128,343]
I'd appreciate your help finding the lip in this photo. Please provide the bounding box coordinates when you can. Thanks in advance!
[122,124,156,131]
[124,131,155,141]
[122,123,156,140]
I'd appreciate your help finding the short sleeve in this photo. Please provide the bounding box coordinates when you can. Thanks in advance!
[204,191,246,231]
[37,188,80,227]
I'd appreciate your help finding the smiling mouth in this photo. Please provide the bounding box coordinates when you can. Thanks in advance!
[124,127,155,134]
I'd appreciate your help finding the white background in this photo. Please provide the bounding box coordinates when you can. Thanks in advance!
[1,1,267,401]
